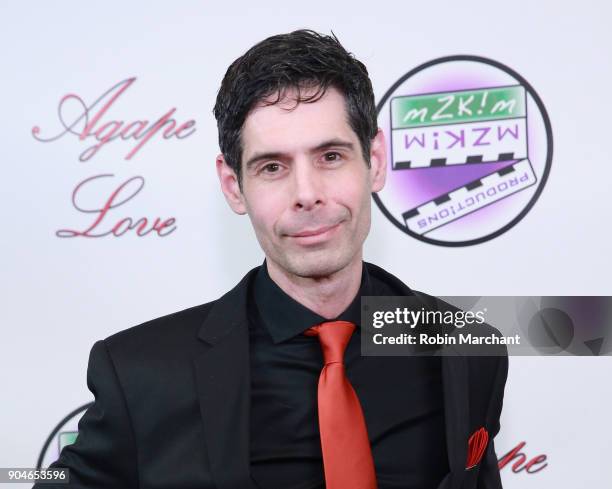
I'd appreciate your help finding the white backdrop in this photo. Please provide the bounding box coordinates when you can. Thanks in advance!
[1,1,611,487]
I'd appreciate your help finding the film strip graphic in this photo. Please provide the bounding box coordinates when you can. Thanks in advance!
[402,159,537,235]
[392,118,527,169]
[390,85,536,235]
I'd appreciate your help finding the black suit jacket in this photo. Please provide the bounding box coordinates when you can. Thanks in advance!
[36,262,509,489]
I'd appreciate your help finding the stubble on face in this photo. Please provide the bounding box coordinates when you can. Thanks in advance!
[266,190,372,282]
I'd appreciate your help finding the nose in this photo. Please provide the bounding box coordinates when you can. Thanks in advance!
[291,160,324,211]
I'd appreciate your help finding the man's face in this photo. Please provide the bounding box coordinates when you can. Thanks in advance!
[217,86,386,279]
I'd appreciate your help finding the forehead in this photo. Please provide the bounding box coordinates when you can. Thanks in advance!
[241,86,356,156]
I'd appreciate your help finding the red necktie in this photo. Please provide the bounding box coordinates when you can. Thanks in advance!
[304,320,378,489]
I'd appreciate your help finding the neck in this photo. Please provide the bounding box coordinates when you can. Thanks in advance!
[266,253,363,319]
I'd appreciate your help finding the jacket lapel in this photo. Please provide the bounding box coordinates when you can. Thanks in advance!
[193,266,260,489]
[441,351,470,489]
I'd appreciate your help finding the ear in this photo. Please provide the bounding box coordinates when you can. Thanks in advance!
[216,153,247,215]
[369,128,387,193]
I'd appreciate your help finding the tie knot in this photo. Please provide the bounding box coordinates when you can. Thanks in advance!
[304,320,355,365]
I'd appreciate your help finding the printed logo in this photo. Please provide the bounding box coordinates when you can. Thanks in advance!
[374,56,552,246]
[36,403,92,469]
[31,77,193,239]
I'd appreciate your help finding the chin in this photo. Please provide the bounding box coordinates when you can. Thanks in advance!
[283,250,355,279]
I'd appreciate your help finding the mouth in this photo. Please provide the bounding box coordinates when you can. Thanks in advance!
[287,221,343,244]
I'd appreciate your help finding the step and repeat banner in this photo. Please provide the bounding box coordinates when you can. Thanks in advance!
[2,1,610,488]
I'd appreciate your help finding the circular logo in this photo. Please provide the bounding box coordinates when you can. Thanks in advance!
[374,55,552,246]
[36,403,92,469]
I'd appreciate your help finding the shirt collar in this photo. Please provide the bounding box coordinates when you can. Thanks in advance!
[253,259,372,344]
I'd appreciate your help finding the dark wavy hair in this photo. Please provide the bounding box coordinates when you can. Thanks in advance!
[213,29,378,190]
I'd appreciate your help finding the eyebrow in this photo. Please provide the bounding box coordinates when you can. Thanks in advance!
[244,138,355,170]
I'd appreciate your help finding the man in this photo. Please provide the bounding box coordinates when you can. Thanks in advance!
[37,30,508,489]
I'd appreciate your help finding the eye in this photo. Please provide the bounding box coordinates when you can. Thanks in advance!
[261,162,281,173]
[323,151,342,162]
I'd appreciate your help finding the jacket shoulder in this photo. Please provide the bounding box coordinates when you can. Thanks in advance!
[101,264,260,364]
[102,300,216,362]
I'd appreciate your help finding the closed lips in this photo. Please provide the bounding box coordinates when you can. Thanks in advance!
[290,222,340,237]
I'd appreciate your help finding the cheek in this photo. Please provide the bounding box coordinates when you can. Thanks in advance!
[244,192,284,237]
[337,175,370,217]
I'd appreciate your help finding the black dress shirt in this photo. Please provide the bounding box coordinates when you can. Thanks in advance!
[248,259,449,489]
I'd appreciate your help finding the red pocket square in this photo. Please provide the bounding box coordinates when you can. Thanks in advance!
[466,427,489,470]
